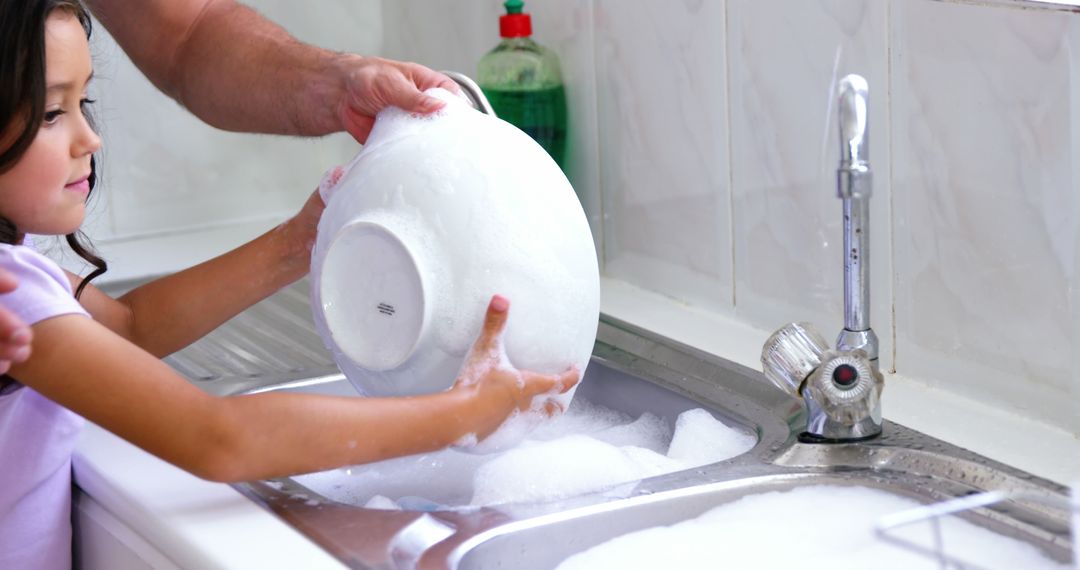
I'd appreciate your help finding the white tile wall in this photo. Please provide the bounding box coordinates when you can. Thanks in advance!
[594,0,732,313]
[892,0,1080,433]
[85,0,378,244]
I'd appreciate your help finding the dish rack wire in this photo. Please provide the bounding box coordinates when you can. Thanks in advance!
[875,488,1078,569]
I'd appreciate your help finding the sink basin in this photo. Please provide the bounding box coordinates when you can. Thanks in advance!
[157,280,1073,569]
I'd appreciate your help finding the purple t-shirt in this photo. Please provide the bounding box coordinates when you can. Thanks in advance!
[0,243,89,570]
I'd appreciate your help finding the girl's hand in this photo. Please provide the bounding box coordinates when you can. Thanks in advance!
[274,164,348,281]
[453,295,579,441]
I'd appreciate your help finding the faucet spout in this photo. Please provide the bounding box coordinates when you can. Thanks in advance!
[835,74,877,362]
[760,74,883,443]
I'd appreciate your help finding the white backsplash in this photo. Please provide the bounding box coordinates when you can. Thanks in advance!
[82,0,377,265]
[378,0,1080,441]
[84,0,1080,441]
[892,1,1080,434]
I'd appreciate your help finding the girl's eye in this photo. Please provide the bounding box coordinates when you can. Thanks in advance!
[43,109,64,125]
[79,98,96,112]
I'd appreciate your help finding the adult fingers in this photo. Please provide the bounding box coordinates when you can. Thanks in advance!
[0,318,32,365]
[342,108,375,144]
[407,64,461,95]
[0,343,30,365]
[393,86,445,116]
[0,269,16,293]
[0,308,30,354]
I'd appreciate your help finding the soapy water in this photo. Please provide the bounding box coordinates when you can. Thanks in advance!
[294,398,755,510]
[557,485,1067,570]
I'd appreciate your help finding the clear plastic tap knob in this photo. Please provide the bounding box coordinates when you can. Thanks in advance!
[760,322,829,398]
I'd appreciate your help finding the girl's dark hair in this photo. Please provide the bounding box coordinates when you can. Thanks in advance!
[0,0,106,298]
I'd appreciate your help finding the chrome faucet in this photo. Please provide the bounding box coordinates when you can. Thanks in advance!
[760,74,884,442]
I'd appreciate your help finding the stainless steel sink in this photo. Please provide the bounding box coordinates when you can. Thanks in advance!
[159,280,1073,569]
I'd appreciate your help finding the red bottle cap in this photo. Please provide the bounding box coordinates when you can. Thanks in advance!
[500,12,532,38]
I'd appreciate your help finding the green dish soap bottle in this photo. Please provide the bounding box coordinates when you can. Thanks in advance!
[478,0,568,170]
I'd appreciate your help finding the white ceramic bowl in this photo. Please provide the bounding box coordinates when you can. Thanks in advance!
[311,88,599,409]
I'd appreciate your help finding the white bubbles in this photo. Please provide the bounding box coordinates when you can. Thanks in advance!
[363,495,402,511]
[461,410,542,455]
[666,408,758,467]
[557,485,1067,570]
[471,436,675,506]
[294,400,754,510]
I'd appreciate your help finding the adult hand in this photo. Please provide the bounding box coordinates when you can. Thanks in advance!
[453,295,579,441]
[0,269,31,375]
[335,56,460,143]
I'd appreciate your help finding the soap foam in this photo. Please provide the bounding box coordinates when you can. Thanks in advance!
[294,398,755,509]
[471,436,677,506]
[557,485,1067,570]
[667,409,758,467]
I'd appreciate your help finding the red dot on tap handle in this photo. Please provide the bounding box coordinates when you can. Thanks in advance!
[833,364,858,386]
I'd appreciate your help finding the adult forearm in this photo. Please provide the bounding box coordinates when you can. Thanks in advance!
[89,0,345,136]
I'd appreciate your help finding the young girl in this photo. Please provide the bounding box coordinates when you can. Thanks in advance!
[0,1,578,567]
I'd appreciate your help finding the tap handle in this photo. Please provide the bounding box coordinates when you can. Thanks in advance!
[804,350,884,426]
[837,74,869,169]
[837,74,872,201]
[760,322,829,398]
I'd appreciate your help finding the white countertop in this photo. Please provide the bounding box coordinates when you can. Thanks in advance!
[73,423,345,569]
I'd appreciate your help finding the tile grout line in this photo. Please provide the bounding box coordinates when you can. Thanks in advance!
[887,0,899,375]
[588,0,607,275]
[723,0,738,311]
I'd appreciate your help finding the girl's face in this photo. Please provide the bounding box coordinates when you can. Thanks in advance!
[0,11,100,242]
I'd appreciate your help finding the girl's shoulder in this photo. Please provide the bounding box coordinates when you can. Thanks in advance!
[0,243,89,326]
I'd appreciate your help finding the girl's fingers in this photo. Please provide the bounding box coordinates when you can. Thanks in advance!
[556,366,580,393]
[473,295,509,354]
[521,365,580,399]
[317,165,346,204]
[457,295,511,380]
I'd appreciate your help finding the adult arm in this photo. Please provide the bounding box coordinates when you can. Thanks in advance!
[84,0,457,142]
[11,297,577,481]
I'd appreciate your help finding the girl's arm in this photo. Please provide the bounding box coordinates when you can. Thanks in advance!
[11,296,577,481]
[72,191,323,358]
